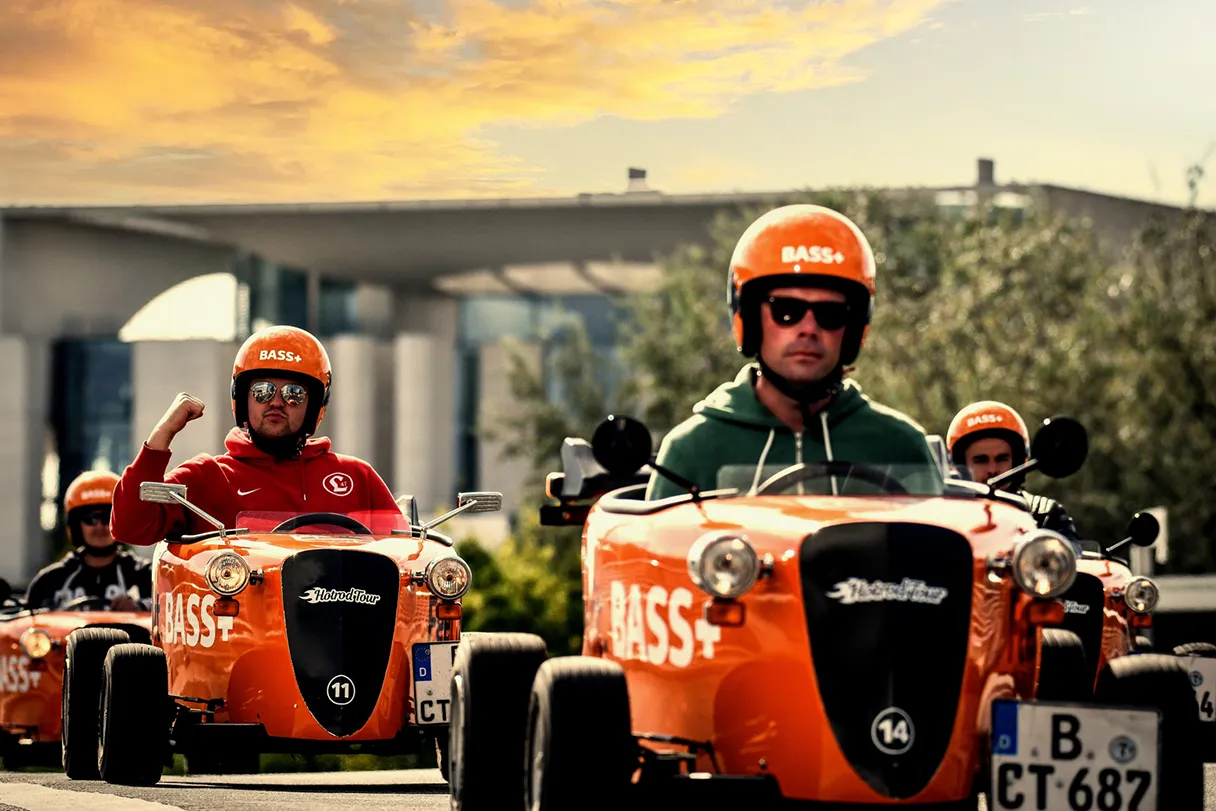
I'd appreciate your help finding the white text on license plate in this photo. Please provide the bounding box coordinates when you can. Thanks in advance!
[990,699,1160,811]
[411,641,459,725]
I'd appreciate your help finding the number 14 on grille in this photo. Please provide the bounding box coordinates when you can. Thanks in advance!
[989,699,1160,811]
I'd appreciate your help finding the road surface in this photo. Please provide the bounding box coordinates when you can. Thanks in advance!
[4,766,1216,809]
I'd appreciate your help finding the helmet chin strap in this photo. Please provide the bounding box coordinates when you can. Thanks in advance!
[80,542,119,558]
[756,356,844,416]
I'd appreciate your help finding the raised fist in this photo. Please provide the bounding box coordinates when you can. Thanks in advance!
[147,393,205,451]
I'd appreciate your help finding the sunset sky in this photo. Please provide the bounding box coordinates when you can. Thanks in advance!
[1,0,1213,209]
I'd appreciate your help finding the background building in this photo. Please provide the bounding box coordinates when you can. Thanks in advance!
[0,158,1198,588]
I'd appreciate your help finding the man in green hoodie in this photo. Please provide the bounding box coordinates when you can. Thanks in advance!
[646,204,941,501]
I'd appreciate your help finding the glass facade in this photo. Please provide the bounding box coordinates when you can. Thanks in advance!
[454,294,627,490]
[48,339,134,546]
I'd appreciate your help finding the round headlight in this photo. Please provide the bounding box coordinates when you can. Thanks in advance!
[19,628,52,659]
[1011,531,1077,599]
[1124,576,1159,614]
[205,551,250,597]
[426,556,472,600]
[687,531,759,599]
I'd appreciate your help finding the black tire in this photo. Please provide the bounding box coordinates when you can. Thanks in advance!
[524,657,636,811]
[1174,642,1216,657]
[1093,653,1203,809]
[449,633,548,811]
[434,728,449,783]
[61,628,131,780]
[98,644,171,786]
[1036,628,1092,702]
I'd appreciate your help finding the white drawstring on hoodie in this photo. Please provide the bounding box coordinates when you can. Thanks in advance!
[821,410,839,495]
[748,412,838,496]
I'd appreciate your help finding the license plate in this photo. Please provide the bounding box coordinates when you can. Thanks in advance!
[1181,656,1216,722]
[990,699,1161,811]
[411,642,459,725]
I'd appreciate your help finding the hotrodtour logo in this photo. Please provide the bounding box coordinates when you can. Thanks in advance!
[826,577,949,606]
[300,587,381,606]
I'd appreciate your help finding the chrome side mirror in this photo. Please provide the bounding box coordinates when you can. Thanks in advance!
[140,482,188,504]
[457,491,503,514]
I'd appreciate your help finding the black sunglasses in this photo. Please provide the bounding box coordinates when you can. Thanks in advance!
[250,381,308,407]
[79,508,111,526]
[765,296,852,331]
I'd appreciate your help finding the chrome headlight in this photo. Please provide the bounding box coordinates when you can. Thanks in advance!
[687,531,760,599]
[205,551,250,597]
[426,556,472,600]
[1011,530,1077,599]
[1124,576,1159,614]
[19,628,52,659]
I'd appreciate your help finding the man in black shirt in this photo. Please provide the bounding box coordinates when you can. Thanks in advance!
[946,400,1081,541]
[24,470,152,612]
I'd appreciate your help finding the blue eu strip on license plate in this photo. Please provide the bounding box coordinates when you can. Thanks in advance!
[989,699,1161,811]
[411,642,459,725]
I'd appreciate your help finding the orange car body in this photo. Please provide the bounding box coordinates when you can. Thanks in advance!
[150,515,463,750]
[0,607,151,754]
[1064,551,1148,684]
[576,486,1086,804]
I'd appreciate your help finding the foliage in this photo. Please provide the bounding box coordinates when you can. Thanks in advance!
[489,185,1216,572]
[455,503,584,657]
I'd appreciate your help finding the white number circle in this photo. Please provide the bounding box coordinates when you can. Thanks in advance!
[871,706,915,755]
[327,674,356,706]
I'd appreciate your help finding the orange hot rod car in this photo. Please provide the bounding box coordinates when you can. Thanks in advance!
[448,414,1204,810]
[60,482,496,786]
[0,580,152,770]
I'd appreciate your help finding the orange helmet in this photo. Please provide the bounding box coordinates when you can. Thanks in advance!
[728,204,877,365]
[231,325,332,437]
[64,470,119,516]
[947,401,1030,467]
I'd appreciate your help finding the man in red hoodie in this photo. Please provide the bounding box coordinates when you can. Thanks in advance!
[112,325,402,544]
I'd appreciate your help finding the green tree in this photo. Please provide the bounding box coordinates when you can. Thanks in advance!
[488,183,1216,597]
[1103,207,1216,571]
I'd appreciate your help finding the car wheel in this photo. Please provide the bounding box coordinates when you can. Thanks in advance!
[1093,653,1203,809]
[1035,628,1091,701]
[448,633,548,811]
[1173,641,1216,657]
[524,656,636,811]
[97,643,171,786]
[62,628,130,780]
[434,728,449,783]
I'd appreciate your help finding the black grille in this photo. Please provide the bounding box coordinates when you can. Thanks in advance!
[281,549,401,737]
[799,521,974,798]
[1059,572,1106,687]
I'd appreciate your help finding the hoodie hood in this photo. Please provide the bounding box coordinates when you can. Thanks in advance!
[693,363,868,430]
[646,362,939,501]
[224,427,332,465]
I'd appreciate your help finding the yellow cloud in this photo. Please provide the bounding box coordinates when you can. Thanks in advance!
[0,0,949,204]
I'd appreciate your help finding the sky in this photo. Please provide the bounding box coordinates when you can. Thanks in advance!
[1,0,1214,210]
[7,0,1216,341]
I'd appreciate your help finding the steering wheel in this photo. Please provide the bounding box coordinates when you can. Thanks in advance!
[756,461,910,496]
[58,595,111,612]
[270,512,374,535]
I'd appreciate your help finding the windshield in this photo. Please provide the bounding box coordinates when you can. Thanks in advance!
[711,460,947,497]
[233,509,412,536]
